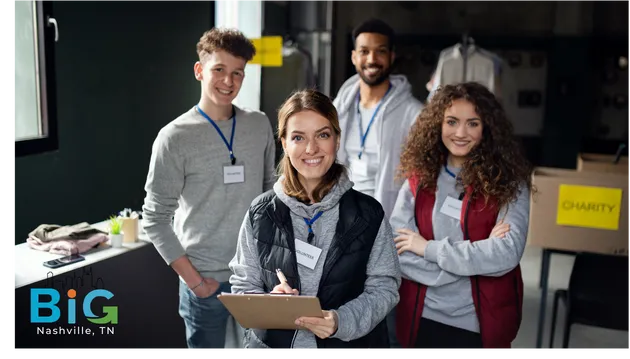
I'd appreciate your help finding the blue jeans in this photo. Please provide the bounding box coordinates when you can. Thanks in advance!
[178,280,232,348]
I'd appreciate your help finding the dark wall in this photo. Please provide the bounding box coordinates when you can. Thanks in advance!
[541,37,594,168]
[15,1,214,244]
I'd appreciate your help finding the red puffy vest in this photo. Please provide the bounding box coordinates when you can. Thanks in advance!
[396,175,523,348]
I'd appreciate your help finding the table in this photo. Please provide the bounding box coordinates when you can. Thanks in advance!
[15,219,186,348]
[15,220,149,289]
[535,248,578,348]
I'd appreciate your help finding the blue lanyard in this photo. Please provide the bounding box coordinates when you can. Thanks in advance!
[303,211,323,244]
[195,105,237,165]
[356,83,393,159]
[444,165,457,178]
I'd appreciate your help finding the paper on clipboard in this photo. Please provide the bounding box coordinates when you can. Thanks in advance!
[217,292,324,330]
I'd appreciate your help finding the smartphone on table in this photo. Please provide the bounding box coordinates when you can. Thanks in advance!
[43,253,85,269]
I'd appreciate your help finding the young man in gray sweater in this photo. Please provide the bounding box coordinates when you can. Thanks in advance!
[142,28,276,348]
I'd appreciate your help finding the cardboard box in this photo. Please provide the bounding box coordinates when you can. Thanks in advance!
[528,167,628,256]
[577,153,628,174]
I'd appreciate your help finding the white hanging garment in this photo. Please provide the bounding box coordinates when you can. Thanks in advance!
[429,43,503,99]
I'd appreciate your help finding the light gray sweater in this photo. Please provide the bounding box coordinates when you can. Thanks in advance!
[390,166,530,332]
[229,174,401,348]
[142,105,276,282]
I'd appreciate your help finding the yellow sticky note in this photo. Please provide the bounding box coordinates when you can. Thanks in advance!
[250,36,283,67]
[556,184,623,230]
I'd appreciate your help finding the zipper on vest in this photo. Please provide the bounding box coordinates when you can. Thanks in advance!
[290,330,298,348]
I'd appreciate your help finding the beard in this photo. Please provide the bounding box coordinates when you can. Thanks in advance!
[356,64,392,87]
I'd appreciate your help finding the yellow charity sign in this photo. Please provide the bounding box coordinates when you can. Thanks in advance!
[556,184,623,230]
[250,36,283,67]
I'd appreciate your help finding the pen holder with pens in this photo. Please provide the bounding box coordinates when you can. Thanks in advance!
[119,209,139,243]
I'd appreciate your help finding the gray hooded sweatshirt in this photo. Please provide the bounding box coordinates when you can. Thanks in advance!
[229,173,401,348]
[334,74,423,219]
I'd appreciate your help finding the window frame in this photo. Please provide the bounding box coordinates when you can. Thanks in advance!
[16,1,59,157]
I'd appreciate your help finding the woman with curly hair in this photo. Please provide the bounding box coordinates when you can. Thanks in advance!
[391,82,533,348]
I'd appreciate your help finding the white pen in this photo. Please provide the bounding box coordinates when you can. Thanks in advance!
[275,268,294,295]
[276,268,287,283]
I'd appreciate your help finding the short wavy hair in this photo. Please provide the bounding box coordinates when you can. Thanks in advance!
[398,82,534,207]
[196,28,256,63]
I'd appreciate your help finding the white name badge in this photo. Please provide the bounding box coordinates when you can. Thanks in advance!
[223,165,245,184]
[439,196,463,220]
[351,157,369,178]
[294,239,322,270]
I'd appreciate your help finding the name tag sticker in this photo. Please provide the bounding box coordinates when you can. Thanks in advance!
[351,157,369,178]
[223,165,245,184]
[439,196,463,220]
[294,239,322,270]
[556,184,622,230]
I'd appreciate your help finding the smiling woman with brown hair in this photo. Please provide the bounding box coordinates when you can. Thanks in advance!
[229,89,400,348]
[391,82,533,348]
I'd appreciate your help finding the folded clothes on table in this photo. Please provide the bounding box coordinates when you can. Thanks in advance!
[26,222,109,256]
[28,222,106,242]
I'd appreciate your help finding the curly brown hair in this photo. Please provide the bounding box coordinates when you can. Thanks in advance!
[196,28,256,63]
[398,82,534,207]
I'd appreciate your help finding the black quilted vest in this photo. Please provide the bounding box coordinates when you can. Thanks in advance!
[246,188,389,348]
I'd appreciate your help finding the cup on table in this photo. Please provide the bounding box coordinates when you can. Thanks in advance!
[109,233,123,248]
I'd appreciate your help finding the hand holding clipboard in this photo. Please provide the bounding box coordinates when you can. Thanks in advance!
[274,269,339,339]
[218,268,338,337]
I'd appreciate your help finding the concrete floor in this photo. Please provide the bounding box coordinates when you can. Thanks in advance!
[223,244,628,348]
[513,245,629,348]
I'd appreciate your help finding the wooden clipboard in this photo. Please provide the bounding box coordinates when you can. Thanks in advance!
[218,293,323,330]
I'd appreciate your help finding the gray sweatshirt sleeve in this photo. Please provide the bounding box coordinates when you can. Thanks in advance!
[331,217,401,342]
[263,117,277,192]
[424,185,531,277]
[142,128,186,265]
[229,214,270,350]
[390,180,462,287]
[228,211,265,293]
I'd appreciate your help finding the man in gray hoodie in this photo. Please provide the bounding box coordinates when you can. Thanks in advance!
[333,18,422,347]
[142,28,276,348]
[334,19,423,220]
